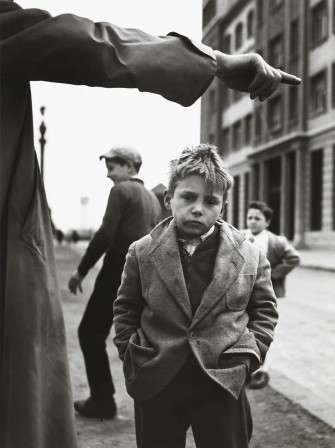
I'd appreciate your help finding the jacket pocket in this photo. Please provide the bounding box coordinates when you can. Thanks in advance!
[218,329,261,373]
[225,274,254,311]
[123,330,157,382]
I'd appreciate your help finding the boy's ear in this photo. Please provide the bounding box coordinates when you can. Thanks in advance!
[164,190,172,210]
[127,163,136,175]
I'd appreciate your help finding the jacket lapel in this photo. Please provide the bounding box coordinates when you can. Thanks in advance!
[192,222,245,326]
[149,220,193,321]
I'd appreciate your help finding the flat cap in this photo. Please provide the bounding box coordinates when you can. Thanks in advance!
[99,146,142,166]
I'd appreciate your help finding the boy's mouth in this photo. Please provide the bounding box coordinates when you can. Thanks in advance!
[185,220,203,226]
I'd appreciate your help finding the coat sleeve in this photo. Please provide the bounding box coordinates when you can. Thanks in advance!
[247,251,278,362]
[0,6,216,106]
[113,243,145,361]
[271,236,300,280]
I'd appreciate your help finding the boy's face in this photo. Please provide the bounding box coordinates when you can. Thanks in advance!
[165,175,224,239]
[105,159,133,184]
[246,208,270,235]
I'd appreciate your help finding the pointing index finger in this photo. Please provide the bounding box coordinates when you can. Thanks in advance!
[278,69,301,85]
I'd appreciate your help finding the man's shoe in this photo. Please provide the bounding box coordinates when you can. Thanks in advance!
[247,370,270,389]
[74,396,117,419]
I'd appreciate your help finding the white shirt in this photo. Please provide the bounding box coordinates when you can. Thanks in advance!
[179,225,215,257]
[245,229,269,256]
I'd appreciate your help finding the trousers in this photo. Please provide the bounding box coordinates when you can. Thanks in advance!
[78,251,126,396]
[134,354,253,448]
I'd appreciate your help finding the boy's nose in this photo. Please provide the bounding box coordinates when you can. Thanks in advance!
[192,202,204,215]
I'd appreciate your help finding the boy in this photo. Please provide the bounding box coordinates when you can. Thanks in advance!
[68,146,161,419]
[113,144,278,448]
[243,201,300,389]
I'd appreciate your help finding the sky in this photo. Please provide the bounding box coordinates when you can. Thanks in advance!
[20,0,204,231]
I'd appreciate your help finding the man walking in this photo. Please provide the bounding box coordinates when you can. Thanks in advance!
[68,146,161,418]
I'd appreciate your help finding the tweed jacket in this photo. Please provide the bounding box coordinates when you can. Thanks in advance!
[114,218,278,401]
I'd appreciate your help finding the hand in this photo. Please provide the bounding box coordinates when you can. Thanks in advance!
[214,51,301,102]
[68,270,84,294]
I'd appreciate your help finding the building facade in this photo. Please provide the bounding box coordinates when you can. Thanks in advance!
[201,0,335,248]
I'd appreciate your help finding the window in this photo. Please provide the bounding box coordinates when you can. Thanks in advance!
[286,152,296,240]
[310,70,327,116]
[209,90,215,114]
[222,86,231,109]
[311,1,328,46]
[222,34,231,54]
[232,121,242,149]
[268,96,283,133]
[289,86,298,124]
[310,149,323,231]
[290,20,299,58]
[269,34,284,69]
[235,22,243,50]
[247,10,254,38]
[257,0,264,24]
[203,0,216,28]
[252,164,260,199]
[233,176,240,228]
[244,172,250,222]
[245,114,252,145]
[222,127,230,153]
[254,108,262,140]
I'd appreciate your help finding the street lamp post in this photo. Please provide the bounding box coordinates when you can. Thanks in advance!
[39,106,46,180]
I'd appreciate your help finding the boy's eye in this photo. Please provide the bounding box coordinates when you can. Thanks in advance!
[182,195,194,201]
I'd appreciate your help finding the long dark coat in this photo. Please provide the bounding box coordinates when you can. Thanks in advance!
[0,2,216,446]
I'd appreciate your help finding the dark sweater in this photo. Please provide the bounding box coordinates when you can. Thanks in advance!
[179,226,220,315]
[78,179,161,277]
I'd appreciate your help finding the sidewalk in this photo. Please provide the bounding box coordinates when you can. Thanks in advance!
[55,244,335,447]
[299,249,335,272]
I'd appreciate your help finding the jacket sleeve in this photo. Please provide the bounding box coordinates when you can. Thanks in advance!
[247,251,278,362]
[271,236,300,280]
[113,243,145,361]
[0,6,216,106]
[77,185,124,277]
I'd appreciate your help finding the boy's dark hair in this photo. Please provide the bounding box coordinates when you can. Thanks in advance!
[167,144,234,197]
[248,201,274,222]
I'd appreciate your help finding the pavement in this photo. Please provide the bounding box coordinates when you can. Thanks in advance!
[298,249,335,272]
[55,243,335,447]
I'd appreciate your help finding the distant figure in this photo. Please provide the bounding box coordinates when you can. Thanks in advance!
[68,147,161,419]
[71,230,79,244]
[242,200,300,388]
[55,229,64,245]
[113,145,278,447]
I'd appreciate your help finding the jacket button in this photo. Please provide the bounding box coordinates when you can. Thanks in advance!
[190,332,197,340]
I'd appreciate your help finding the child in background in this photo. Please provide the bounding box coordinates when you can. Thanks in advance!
[113,145,278,448]
[243,201,300,388]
